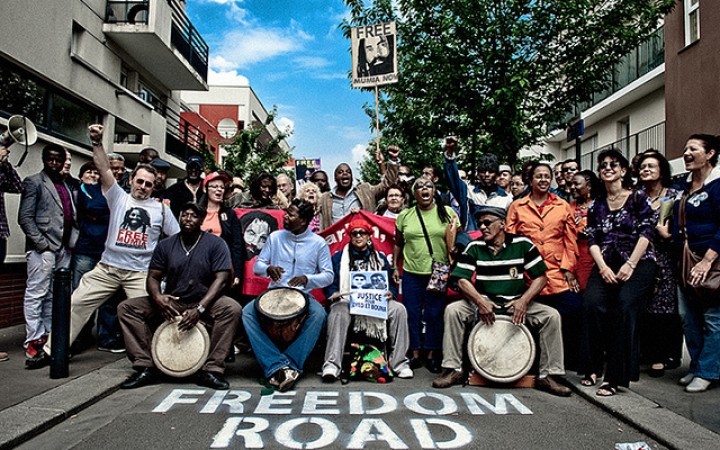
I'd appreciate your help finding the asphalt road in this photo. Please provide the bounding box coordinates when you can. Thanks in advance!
[17,359,664,450]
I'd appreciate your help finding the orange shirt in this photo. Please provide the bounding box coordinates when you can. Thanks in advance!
[506,193,578,296]
[202,211,222,237]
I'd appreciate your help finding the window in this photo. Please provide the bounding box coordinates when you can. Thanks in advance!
[685,0,700,45]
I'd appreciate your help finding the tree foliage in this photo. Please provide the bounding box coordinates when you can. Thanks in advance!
[343,0,675,180]
[221,106,293,181]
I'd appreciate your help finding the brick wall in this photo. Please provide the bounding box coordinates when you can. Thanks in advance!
[0,263,26,328]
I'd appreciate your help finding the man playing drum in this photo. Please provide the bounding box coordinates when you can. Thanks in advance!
[117,202,242,390]
[243,199,333,392]
[432,206,571,397]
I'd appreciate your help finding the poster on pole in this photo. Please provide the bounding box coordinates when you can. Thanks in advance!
[294,158,321,191]
[351,21,398,88]
[349,270,389,319]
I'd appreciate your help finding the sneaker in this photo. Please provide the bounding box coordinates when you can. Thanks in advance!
[98,341,126,353]
[432,368,465,388]
[278,368,300,392]
[25,339,44,359]
[396,367,414,379]
[322,366,339,383]
[0,351,9,362]
[678,373,695,386]
[268,369,284,388]
[535,376,572,397]
[685,377,712,393]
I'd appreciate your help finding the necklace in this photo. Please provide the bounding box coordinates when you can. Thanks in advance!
[180,233,203,256]
[607,191,625,202]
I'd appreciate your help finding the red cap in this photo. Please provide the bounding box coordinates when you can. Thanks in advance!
[203,171,231,189]
[347,217,373,234]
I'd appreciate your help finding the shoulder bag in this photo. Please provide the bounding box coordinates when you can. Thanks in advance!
[678,194,720,301]
[416,206,450,294]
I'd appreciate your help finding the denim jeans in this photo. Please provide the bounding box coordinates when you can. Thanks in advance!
[24,249,70,344]
[71,253,123,347]
[678,287,720,380]
[402,271,445,351]
[243,296,326,378]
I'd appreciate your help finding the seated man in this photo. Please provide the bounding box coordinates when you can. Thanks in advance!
[243,199,333,391]
[322,217,412,382]
[117,203,242,390]
[432,206,571,397]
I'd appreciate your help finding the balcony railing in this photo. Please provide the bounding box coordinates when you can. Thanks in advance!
[165,107,205,162]
[582,121,665,171]
[106,1,149,24]
[169,1,209,80]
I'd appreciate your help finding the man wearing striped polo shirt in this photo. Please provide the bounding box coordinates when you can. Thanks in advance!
[432,206,571,396]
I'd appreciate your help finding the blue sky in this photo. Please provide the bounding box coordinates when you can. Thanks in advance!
[185,0,376,178]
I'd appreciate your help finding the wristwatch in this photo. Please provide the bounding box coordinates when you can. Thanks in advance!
[196,304,206,314]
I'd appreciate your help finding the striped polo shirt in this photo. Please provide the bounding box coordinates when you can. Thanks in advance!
[449,233,547,306]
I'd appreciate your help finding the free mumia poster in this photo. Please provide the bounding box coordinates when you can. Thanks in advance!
[351,21,398,88]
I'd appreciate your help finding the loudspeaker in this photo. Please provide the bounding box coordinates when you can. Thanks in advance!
[0,115,38,148]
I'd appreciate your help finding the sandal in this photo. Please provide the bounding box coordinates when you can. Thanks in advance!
[580,373,598,387]
[596,383,617,397]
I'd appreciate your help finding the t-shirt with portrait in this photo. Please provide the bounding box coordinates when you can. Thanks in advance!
[150,232,231,304]
[101,183,180,271]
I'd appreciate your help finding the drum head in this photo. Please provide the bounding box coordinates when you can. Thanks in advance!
[468,315,536,383]
[257,288,308,321]
[151,319,210,378]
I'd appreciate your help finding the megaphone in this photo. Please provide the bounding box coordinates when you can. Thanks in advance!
[0,115,38,148]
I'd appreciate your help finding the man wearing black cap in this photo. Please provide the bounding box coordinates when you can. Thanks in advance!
[149,158,171,200]
[164,155,205,218]
[432,206,571,397]
[117,202,242,390]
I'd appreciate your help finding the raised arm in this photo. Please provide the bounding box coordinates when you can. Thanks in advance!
[88,125,116,193]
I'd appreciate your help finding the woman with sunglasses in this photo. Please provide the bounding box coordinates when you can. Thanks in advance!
[393,178,458,373]
[582,149,657,396]
[506,162,582,368]
[322,217,412,382]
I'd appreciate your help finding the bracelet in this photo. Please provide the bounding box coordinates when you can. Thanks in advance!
[626,260,637,270]
[599,267,609,275]
[91,141,102,146]
[390,267,398,271]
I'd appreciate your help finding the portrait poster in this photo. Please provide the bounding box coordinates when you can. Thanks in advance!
[349,271,389,319]
[351,21,398,88]
[294,158,321,191]
[233,208,286,296]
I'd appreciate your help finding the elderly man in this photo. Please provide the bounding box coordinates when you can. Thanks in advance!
[27,125,179,369]
[317,146,400,229]
[242,199,333,391]
[432,206,571,397]
[276,173,295,202]
[18,144,78,364]
[117,202,242,390]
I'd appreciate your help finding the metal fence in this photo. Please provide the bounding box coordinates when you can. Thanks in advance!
[583,122,665,171]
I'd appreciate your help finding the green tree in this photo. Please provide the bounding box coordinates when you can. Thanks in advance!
[222,106,293,181]
[344,0,675,179]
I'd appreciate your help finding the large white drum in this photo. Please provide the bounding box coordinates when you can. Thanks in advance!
[151,319,210,378]
[467,315,536,383]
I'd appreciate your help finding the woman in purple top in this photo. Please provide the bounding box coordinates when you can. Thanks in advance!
[581,149,657,397]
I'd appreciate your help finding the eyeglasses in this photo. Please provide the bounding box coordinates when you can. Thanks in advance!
[599,161,620,170]
[398,172,412,177]
[414,182,434,189]
[350,230,369,237]
[134,179,154,188]
[478,219,500,228]
[207,184,226,190]
[561,166,578,172]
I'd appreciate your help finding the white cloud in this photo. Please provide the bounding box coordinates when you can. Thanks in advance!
[211,26,313,70]
[293,56,332,69]
[351,143,368,165]
[208,68,250,86]
[277,116,295,135]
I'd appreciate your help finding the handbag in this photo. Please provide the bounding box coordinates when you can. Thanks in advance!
[416,207,450,294]
[678,195,720,300]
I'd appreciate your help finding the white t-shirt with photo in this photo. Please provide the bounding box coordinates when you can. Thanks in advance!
[100,183,180,271]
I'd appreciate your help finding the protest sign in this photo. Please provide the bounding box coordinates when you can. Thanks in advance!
[351,21,398,88]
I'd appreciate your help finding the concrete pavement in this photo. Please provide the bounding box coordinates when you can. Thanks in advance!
[1,322,718,449]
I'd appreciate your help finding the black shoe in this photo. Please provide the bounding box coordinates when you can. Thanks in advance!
[195,370,230,390]
[409,357,423,370]
[97,341,126,354]
[224,353,236,363]
[120,368,159,389]
[25,351,51,370]
[426,357,442,374]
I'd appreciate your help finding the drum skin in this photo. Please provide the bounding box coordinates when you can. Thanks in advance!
[468,315,536,383]
[256,287,309,348]
[152,319,210,378]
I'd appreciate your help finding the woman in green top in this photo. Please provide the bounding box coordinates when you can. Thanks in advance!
[393,178,458,372]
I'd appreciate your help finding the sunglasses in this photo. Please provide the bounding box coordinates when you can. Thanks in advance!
[414,182,434,189]
[599,161,621,170]
[478,219,500,228]
[134,179,154,188]
[350,230,369,237]
[561,166,578,172]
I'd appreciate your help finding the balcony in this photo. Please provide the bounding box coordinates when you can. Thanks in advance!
[104,0,208,91]
[582,122,665,171]
[165,107,205,162]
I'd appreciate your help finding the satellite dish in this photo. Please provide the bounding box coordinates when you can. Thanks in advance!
[218,118,238,139]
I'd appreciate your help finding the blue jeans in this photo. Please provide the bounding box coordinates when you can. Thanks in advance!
[402,271,445,351]
[242,296,326,378]
[678,287,720,380]
[71,254,122,347]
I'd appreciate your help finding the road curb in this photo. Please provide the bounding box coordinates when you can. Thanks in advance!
[566,374,720,450]
[0,359,131,450]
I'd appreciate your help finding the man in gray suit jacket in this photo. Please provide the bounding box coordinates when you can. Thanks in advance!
[18,144,78,363]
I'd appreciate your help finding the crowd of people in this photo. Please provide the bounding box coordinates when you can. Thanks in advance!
[1,126,718,397]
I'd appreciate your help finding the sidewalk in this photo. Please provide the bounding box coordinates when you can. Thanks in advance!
[1,321,719,450]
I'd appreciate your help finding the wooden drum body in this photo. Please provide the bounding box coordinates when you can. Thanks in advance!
[151,319,210,378]
[255,287,309,348]
[467,315,536,383]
